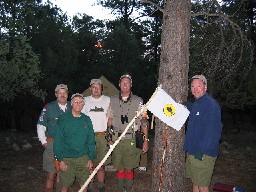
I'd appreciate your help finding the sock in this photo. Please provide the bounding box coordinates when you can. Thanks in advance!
[45,187,54,191]
[116,171,125,192]
[124,171,134,192]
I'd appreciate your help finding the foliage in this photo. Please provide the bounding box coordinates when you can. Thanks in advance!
[189,0,255,110]
[0,36,46,101]
[0,0,254,129]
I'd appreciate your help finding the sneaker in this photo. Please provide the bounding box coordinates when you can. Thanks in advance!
[138,167,147,171]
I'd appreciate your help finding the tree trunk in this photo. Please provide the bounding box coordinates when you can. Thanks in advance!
[152,0,191,191]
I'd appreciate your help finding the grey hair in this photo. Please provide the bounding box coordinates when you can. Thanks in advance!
[71,93,84,105]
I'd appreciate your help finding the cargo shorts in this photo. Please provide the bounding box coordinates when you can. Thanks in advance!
[43,141,56,173]
[186,154,217,187]
[94,135,111,165]
[112,139,141,169]
[60,155,90,188]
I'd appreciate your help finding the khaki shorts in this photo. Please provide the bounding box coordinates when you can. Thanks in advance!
[112,139,141,169]
[186,154,217,187]
[43,141,56,173]
[60,155,90,188]
[94,136,111,165]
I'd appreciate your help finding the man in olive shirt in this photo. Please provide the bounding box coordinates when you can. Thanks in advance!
[54,93,95,192]
[107,75,149,192]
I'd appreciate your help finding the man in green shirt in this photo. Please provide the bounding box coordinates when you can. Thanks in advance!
[37,84,71,191]
[54,93,95,192]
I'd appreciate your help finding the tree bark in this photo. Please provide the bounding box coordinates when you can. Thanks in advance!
[152,0,191,191]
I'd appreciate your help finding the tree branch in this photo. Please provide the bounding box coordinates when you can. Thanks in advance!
[140,0,164,12]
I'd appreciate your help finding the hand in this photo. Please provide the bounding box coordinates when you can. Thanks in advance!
[142,140,149,154]
[87,160,93,170]
[60,161,68,171]
[108,141,114,145]
[42,143,48,148]
[194,151,203,161]
[105,125,114,142]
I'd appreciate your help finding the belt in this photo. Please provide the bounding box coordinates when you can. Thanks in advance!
[118,132,133,139]
[95,132,106,136]
[47,137,54,142]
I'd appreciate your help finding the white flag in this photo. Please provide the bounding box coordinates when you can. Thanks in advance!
[147,87,190,131]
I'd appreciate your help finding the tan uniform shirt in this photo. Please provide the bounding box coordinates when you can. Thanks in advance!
[107,93,143,137]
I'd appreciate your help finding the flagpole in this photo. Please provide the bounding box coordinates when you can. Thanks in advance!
[78,87,161,192]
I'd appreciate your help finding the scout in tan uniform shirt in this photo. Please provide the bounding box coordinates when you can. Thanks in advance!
[106,75,149,192]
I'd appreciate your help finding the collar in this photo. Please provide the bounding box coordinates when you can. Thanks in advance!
[119,92,132,103]
[195,93,208,102]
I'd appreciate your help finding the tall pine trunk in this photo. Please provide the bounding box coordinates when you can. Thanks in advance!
[152,1,191,191]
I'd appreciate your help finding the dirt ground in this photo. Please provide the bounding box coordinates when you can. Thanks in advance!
[0,129,255,192]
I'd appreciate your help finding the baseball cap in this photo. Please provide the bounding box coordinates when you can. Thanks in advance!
[90,79,102,85]
[55,84,68,92]
[71,93,84,100]
[191,75,207,85]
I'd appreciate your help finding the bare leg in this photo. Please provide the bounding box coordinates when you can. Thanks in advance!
[97,165,105,191]
[198,186,209,192]
[60,186,68,192]
[193,185,209,192]
[55,172,61,192]
[56,172,60,183]
[46,172,56,190]
[97,165,105,183]
[193,185,199,192]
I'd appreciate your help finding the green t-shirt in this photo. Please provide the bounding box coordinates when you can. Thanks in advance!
[53,111,95,161]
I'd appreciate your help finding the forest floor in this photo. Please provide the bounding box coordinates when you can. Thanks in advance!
[0,126,255,192]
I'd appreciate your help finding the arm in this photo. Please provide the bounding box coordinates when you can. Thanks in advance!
[87,117,96,160]
[141,111,149,154]
[106,105,114,145]
[106,105,113,125]
[37,124,47,146]
[81,97,86,114]
[37,104,49,146]
[182,101,193,111]
[53,121,64,161]
[199,103,222,155]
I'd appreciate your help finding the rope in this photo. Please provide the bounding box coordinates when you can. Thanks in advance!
[78,87,161,192]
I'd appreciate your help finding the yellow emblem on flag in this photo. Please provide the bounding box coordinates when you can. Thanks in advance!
[163,104,176,116]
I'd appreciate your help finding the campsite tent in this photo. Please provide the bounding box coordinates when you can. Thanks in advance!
[82,75,119,97]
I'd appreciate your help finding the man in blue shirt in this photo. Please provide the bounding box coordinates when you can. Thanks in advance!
[184,75,223,192]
